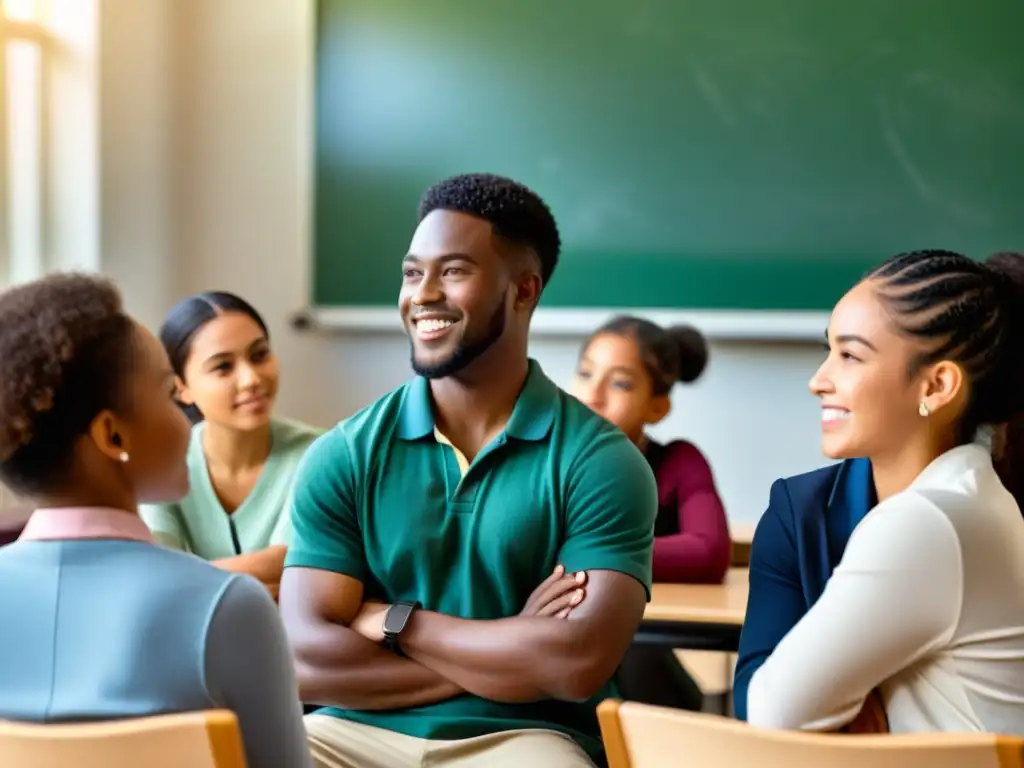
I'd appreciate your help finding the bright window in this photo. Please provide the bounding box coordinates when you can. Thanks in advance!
[0,0,47,286]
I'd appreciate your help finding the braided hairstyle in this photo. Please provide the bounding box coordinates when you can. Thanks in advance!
[0,273,138,495]
[586,315,708,396]
[866,249,1024,502]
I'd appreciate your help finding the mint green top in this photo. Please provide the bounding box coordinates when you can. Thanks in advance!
[140,418,322,559]
[284,360,658,762]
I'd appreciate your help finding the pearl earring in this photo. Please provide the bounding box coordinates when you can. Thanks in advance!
[118,451,129,463]
[918,402,930,417]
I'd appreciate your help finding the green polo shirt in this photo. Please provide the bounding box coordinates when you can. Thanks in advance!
[140,418,322,559]
[285,360,657,761]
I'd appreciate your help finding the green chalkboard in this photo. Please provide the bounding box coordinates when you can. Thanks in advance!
[312,0,1024,313]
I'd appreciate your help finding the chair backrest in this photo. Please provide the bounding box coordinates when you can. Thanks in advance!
[598,700,1024,768]
[0,710,247,768]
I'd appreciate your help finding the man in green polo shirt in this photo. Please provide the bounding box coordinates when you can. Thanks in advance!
[279,173,658,767]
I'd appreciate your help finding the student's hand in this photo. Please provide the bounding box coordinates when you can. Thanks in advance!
[520,565,587,619]
[350,600,391,644]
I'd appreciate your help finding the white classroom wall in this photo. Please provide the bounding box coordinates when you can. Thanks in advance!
[92,0,829,525]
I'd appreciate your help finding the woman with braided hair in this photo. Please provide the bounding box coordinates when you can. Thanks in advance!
[739,249,1024,734]
[0,273,311,768]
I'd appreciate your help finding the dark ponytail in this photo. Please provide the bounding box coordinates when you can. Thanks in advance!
[584,315,708,396]
[159,291,269,423]
[866,249,1024,507]
[984,252,1024,511]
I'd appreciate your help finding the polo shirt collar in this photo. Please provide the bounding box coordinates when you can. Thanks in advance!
[19,506,155,544]
[397,358,557,442]
[397,375,434,440]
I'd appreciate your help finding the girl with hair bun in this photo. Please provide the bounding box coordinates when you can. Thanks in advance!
[741,249,1024,735]
[572,315,730,711]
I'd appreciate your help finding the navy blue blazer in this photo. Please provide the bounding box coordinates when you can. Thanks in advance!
[732,457,875,720]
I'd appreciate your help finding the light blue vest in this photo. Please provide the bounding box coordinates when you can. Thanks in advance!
[0,539,311,768]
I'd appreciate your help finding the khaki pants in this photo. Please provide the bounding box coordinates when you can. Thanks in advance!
[304,714,597,768]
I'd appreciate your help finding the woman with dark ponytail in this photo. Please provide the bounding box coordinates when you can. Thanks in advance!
[139,292,321,594]
[986,252,1024,511]
[572,315,730,711]
[741,249,1024,735]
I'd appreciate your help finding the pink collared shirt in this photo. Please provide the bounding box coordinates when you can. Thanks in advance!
[19,506,154,544]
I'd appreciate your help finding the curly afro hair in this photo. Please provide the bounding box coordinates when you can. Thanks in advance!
[0,272,138,496]
[418,172,561,288]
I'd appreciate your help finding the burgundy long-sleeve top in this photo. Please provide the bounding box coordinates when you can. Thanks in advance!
[644,438,731,584]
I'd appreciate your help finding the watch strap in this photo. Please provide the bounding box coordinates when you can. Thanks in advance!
[382,600,420,655]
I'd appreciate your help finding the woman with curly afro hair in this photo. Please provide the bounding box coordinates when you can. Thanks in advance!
[0,273,311,768]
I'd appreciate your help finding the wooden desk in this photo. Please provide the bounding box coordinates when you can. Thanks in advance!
[730,522,756,567]
[636,568,748,652]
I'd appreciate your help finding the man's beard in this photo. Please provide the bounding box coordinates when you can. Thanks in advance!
[411,301,506,379]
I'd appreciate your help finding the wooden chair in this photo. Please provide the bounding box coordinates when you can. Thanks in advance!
[598,699,1024,768]
[0,710,247,767]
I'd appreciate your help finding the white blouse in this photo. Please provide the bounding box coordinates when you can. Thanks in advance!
[748,442,1024,734]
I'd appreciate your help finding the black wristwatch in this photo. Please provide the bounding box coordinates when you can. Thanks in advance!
[382,600,420,655]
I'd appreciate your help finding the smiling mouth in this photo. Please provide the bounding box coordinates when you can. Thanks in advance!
[414,317,458,341]
[235,395,269,409]
[821,407,850,424]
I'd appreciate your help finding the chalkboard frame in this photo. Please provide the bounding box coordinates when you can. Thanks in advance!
[305,0,1024,340]
[294,305,830,341]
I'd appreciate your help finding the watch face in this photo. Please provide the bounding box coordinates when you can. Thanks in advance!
[384,602,415,634]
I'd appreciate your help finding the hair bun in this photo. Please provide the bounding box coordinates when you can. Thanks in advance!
[666,325,708,384]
